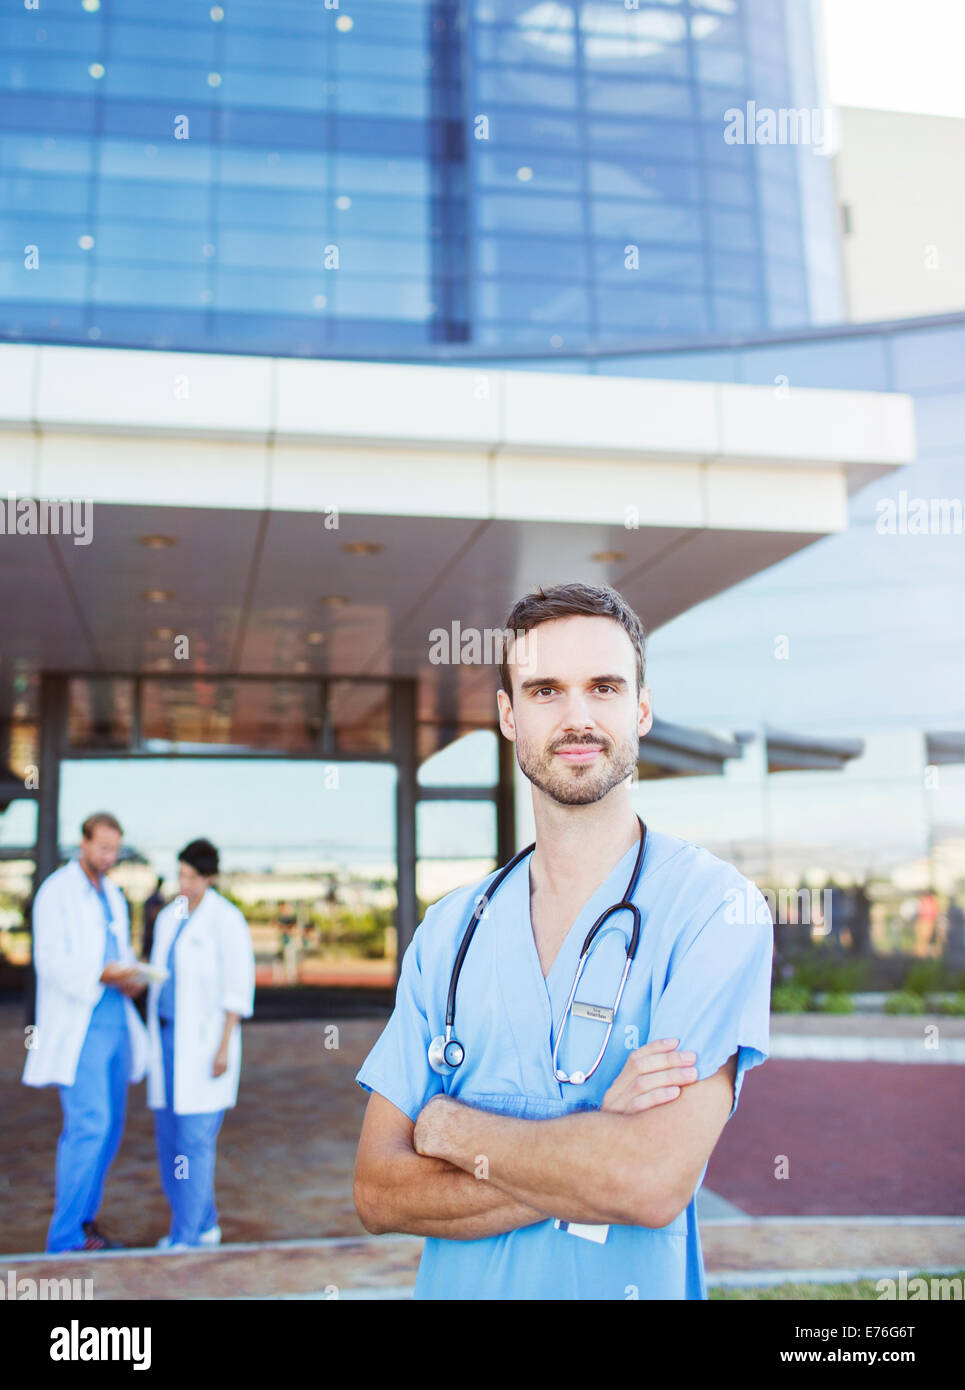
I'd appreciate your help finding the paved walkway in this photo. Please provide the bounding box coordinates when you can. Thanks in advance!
[2,1005,962,1292]
[769,1012,965,1062]
[4,1222,963,1300]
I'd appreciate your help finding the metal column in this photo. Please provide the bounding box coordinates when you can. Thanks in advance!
[35,673,66,889]
[27,673,66,1026]
[392,679,418,968]
[496,725,517,863]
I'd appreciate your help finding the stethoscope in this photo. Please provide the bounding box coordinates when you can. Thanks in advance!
[428,817,648,1086]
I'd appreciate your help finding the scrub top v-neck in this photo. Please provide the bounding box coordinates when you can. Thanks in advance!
[157,910,193,1022]
[88,872,127,1032]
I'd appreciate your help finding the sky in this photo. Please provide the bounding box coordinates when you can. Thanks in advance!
[820,0,965,119]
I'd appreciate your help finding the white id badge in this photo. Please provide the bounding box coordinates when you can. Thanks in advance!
[553,1219,610,1244]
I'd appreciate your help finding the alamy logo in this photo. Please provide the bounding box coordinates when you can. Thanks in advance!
[0,491,93,545]
[723,101,835,156]
[723,884,832,933]
[875,490,965,535]
[428,623,535,668]
[1,1268,93,1300]
[49,1320,151,1370]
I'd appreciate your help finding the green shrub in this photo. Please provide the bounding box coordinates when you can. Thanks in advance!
[903,961,946,995]
[771,984,812,1013]
[785,958,826,991]
[937,992,965,1016]
[790,957,868,993]
[818,991,854,1013]
[884,991,926,1014]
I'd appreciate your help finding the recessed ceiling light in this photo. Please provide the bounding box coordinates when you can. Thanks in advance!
[142,589,173,603]
[139,534,177,549]
[153,627,174,640]
[341,542,382,556]
[307,632,326,644]
[153,658,173,671]
[293,660,309,673]
[320,595,350,606]
[591,550,626,564]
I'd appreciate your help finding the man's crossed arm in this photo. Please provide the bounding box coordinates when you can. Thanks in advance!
[353,1045,738,1240]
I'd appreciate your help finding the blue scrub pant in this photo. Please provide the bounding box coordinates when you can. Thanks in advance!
[47,1014,130,1253]
[154,1019,224,1245]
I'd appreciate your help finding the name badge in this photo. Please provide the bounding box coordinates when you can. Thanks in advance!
[572,1001,613,1023]
[554,1219,610,1244]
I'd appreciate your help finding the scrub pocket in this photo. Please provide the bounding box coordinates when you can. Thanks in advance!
[457,1091,597,1121]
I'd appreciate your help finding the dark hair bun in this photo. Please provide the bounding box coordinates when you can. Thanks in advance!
[178,838,219,878]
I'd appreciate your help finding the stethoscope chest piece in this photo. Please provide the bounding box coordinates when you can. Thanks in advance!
[428,1031,465,1074]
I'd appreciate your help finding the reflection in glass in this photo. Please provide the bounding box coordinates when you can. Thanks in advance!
[417,799,497,909]
[58,757,398,985]
[418,730,499,786]
[68,678,135,751]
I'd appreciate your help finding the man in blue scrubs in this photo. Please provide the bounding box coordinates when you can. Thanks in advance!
[25,812,147,1252]
[354,582,773,1299]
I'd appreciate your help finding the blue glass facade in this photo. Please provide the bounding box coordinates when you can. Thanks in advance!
[1,0,840,355]
[592,313,965,747]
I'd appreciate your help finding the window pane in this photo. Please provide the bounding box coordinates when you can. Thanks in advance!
[418,730,499,786]
[0,801,37,849]
[891,326,965,392]
[417,800,497,906]
[68,678,135,751]
[139,679,322,755]
[329,681,393,756]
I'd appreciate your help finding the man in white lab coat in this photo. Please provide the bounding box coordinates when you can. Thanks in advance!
[23,812,149,1252]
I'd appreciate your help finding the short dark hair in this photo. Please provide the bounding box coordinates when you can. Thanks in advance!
[179,838,219,878]
[498,582,647,703]
[81,812,123,840]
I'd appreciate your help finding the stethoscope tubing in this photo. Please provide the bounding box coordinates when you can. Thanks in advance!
[434,817,648,1080]
[443,839,537,1029]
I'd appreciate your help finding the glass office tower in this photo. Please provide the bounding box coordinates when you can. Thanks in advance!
[0,0,841,356]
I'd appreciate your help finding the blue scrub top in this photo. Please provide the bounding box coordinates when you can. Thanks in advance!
[88,873,127,1032]
[356,827,773,1301]
[157,910,192,1021]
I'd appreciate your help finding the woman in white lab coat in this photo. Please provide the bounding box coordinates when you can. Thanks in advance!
[145,839,255,1249]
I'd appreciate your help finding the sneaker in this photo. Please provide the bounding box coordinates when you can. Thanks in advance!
[69,1233,107,1251]
[157,1225,220,1250]
[82,1221,124,1250]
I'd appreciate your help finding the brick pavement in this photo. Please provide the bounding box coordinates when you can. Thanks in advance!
[4,1223,963,1300]
[2,1005,962,1268]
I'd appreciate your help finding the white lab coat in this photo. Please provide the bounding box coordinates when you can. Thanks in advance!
[145,888,255,1115]
[22,859,150,1089]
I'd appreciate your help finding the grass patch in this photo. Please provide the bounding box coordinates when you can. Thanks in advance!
[710,1269,965,1300]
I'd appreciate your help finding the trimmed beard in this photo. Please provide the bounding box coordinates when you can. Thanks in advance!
[514,729,639,806]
